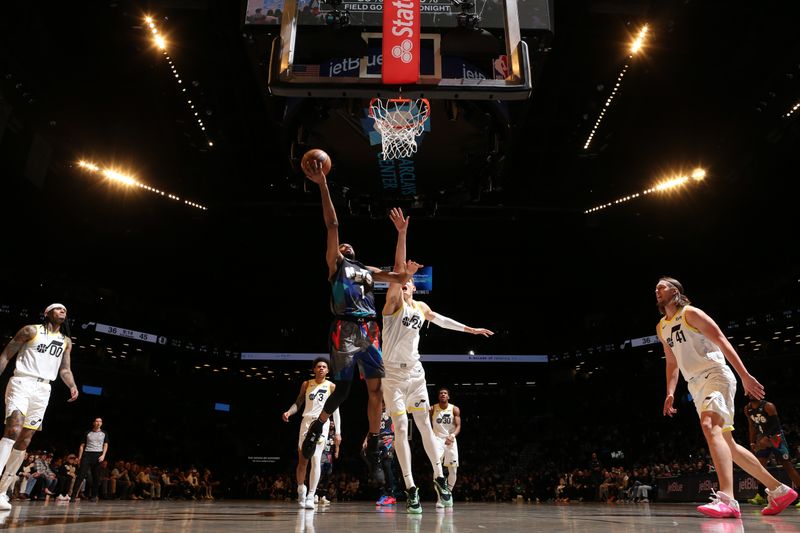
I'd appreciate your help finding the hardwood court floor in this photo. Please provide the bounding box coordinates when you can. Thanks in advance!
[0,500,797,532]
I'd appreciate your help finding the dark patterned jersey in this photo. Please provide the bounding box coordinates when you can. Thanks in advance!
[330,257,376,318]
[746,400,782,436]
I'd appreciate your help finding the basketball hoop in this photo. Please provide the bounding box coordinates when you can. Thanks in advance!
[369,98,431,160]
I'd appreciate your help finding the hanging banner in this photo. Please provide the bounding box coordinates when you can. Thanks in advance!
[382,0,421,84]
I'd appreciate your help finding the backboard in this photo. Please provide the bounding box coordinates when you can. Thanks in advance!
[260,0,552,99]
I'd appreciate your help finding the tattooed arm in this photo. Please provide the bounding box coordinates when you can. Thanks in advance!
[58,338,79,402]
[0,325,37,375]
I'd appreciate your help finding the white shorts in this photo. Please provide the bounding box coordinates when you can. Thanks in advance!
[5,376,52,431]
[436,437,459,467]
[298,416,330,452]
[382,361,430,417]
[687,365,736,432]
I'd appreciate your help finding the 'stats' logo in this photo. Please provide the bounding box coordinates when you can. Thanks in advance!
[392,39,413,64]
[36,340,64,358]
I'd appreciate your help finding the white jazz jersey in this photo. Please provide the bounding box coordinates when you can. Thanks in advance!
[382,300,425,367]
[432,403,457,439]
[14,325,68,382]
[658,306,725,381]
[302,379,333,419]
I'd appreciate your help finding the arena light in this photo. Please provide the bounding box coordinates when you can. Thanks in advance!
[629,24,649,55]
[585,167,706,214]
[784,101,800,118]
[583,23,649,151]
[76,159,208,211]
[143,16,214,148]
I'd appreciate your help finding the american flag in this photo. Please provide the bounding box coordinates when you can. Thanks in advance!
[292,64,321,77]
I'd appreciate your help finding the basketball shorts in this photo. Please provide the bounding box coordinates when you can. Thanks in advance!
[756,431,791,461]
[329,319,384,380]
[299,416,331,451]
[382,361,430,417]
[437,437,459,467]
[5,376,52,431]
[687,365,736,432]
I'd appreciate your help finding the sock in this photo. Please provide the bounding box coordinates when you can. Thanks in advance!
[392,414,415,489]
[447,466,457,491]
[412,411,444,478]
[0,450,25,493]
[0,439,14,480]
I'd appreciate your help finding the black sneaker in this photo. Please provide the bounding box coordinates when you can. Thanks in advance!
[434,476,453,507]
[406,486,422,514]
[367,434,386,487]
[301,419,324,459]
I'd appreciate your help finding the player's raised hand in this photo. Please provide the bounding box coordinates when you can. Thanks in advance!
[390,207,409,233]
[405,260,423,276]
[302,158,326,185]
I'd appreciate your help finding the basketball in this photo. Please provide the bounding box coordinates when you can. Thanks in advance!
[301,149,332,176]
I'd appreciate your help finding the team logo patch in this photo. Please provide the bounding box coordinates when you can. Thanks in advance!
[27,418,41,427]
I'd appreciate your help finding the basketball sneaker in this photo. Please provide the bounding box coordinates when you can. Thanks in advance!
[304,497,316,510]
[301,420,324,459]
[297,484,308,508]
[748,493,766,505]
[433,476,453,508]
[406,486,422,514]
[366,434,385,487]
[0,494,10,511]
[761,484,798,515]
[320,496,331,505]
[696,490,741,518]
[376,495,388,506]
[384,496,396,505]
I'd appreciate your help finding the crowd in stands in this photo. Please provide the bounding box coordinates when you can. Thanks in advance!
[6,453,220,503]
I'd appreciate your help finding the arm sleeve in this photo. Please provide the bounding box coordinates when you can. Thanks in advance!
[333,409,341,435]
[431,313,467,332]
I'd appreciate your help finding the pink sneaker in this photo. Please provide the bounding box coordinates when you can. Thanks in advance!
[761,485,798,516]
[697,490,741,518]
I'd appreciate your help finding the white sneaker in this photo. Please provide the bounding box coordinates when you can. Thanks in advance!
[314,494,319,503]
[304,497,316,509]
[297,485,307,507]
[0,494,10,511]
[320,496,331,505]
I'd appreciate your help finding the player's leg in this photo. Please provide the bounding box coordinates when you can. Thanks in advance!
[296,420,311,506]
[444,442,458,491]
[358,324,387,487]
[384,376,415,491]
[407,364,451,507]
[306,420,330,509]
[301,321,357,459]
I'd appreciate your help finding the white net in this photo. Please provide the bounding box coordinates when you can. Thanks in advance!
[369,98,430,160]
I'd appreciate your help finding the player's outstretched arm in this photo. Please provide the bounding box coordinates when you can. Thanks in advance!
[418,302,494,337]
[370,260,422,285]
[684,306,764,399]
[303,159,343,278]
[382,207,410,316]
